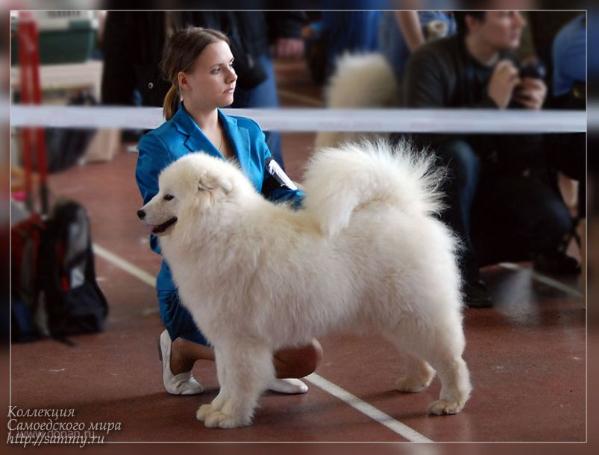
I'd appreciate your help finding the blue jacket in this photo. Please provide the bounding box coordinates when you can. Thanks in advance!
[136,104,303,292]
[552,14,586,97]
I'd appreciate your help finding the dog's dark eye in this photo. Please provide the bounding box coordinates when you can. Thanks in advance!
[163,194,174,201]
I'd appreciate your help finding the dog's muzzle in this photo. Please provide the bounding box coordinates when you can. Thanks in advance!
[151,217,178,235]
[137,209,177,235]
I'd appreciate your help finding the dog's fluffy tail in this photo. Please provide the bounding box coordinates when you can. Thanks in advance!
[303,139,445,237]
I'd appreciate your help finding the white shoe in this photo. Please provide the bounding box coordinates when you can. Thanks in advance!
[158,330,204,395]
[268,378,309,394]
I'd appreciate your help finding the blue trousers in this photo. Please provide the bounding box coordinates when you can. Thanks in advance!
[379,11,456,80]
[158,290,209,346]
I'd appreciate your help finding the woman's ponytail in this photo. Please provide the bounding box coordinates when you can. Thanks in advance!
[163,83,179,120]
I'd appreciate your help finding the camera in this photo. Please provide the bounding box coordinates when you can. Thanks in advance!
[509,59,546,109]
[518,60,546,80]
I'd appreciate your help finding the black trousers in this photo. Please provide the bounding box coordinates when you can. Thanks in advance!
[434,138,573,282]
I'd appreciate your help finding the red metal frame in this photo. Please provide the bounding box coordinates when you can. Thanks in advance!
[17,11,48,216]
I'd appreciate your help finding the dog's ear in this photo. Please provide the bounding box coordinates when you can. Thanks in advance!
[198,173,232,195]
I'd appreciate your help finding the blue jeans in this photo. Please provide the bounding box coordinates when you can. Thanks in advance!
[435,140,481,282]
[379,11,456,80]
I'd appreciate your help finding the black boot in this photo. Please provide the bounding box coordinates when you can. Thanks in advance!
[463,279,493,308]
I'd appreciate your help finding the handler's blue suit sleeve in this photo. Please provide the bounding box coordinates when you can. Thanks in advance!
[245,118,305,208]
[135,132,172,255]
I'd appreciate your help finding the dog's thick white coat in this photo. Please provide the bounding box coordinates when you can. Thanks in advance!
[140,141,471,428]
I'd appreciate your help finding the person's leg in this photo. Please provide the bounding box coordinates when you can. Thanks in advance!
[159,290,322,379]
[435,139,481,283]
[547,132,586,219]
[231,54,284,167]
[169,338,214,374]
[378,11,410,78]
[171,337,323,379]
[273,340,323,379]
[159,290,213,375]
[472,174,574,267]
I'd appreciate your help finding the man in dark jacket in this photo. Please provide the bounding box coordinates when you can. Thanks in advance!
[101,10,306,167]
[403,11,579,308]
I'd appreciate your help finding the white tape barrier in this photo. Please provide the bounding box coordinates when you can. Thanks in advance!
[10,105,587,134]
[591,103,599,130]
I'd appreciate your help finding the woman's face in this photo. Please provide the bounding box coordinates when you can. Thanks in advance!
[178,40,237,110]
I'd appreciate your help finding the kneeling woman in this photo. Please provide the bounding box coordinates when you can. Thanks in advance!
[136,27,322,395]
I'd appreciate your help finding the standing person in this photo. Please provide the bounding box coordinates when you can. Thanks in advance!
[379,10,456,82]
[403,11,578,308]
[136,27,321,395]
[305,8,382,81]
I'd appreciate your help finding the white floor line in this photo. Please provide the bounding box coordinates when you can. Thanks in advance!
[93,243,434,442]
[93,243,156,288]
[498,262,583,298]
[277,88,323,107]
[306,373,433,442]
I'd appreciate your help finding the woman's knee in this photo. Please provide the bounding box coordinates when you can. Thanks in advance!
[273,339,323,379]
[526,194,573,253]
[542,198,574,244]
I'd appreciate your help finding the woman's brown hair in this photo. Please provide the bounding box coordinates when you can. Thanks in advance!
[161,27,230,120]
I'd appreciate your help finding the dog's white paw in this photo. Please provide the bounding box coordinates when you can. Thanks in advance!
[427,399,464,415]
[203,409,251,429]
[395,375,433,393]
[196,404,214,421]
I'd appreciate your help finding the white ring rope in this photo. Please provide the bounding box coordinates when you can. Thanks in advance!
[10,105,587,133]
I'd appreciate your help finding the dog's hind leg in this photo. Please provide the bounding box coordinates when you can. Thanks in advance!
[420,320,471,415]
[385,344,436,393]
[385,317,471,415]
[426,351,471,416]
[197,342,274,428]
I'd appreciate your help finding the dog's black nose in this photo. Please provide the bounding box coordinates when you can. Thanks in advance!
[137,209,145,220]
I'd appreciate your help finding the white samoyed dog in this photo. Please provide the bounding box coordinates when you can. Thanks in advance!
[138,140,471,429]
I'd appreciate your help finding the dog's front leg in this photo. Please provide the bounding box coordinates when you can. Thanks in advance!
[196,341,274,428]
[196,346,229,421]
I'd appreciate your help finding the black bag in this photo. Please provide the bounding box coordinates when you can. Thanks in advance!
[11,212,45,342]
[39,199,108,341]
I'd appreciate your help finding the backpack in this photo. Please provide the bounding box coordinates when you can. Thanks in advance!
[11,212,46,342]
[38,199,109,341]
[11,15,108,343]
